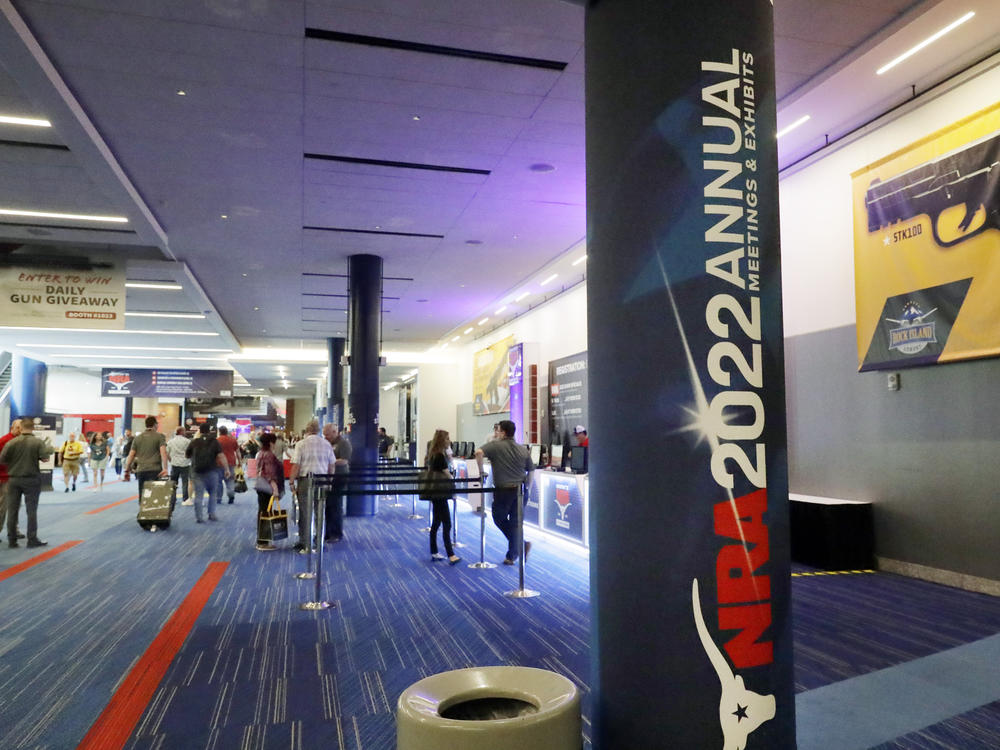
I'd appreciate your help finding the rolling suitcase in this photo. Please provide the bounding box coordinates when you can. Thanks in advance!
[137,479,175,532]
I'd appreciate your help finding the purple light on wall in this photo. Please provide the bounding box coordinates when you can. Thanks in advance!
[508,343,524,442]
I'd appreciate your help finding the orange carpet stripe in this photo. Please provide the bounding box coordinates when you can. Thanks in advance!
[76,561,229,750]
[0,540,84,582]
[85,495,139,514]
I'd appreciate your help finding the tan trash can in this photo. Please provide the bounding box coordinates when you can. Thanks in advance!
[396,666,581,749]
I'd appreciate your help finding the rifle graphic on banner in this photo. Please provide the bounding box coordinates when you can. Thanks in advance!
[865,130,1000,248]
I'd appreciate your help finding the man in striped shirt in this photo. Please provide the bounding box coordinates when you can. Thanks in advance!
[288,420,335,553]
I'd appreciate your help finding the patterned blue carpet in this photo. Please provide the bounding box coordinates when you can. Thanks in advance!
[0,476,998,749]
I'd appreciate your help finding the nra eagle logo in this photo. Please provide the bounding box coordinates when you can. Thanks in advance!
[105,371,133,394]
[554,485,572,529]
[886,300,937,355]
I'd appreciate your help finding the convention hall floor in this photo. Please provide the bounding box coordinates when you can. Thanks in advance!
[1,473,998,749]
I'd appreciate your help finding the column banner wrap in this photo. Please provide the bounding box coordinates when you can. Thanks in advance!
[586,2,792,749]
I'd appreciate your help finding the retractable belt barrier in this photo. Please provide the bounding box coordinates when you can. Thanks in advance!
[293,473,337,611]
[322,480,538,600]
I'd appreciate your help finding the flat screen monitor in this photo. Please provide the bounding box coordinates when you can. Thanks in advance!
[570,446,588,474]
[451,441,458,456]
[529,443,541,465]
[467,441,475,457]
[549,443,563,469]
[459,441,470,458]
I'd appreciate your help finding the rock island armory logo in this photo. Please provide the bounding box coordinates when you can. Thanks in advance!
[104,371,133,395]
[886,301,937,354]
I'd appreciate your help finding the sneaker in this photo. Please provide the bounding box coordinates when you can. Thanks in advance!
[27,539,48,548]
[208,514,218,521]
[431,553,445,561]
[8,541,19,549]
[293,542,305,552]
[72,485,76,491]
[196,519,205,524]
[16,532,25,540]
[64,487,69,493]
[255,543,277,551]
[448,555,462,565]
[503,558,515,566]
[181,499,194,506]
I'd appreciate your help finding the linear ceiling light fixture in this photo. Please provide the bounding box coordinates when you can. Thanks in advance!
[540,273,558,286]
[52,354,228,361]
[571,255,587,266]
[494,305,507,315]
[463,327,474,334]
[0,208,128,223]
[478,318,488,326]
[876,11,975,75]
[0,114,51,127]
[776,115,811,139]
[125,282,182,290]
[0,326,217,335]
[124,312,206,319]
[18,344,233,352]
[514,292,530,302]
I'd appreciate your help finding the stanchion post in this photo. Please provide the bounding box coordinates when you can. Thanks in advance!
[468,488,496,570]
[504,483,539,599]
[451,497,466,548]
[408,489,422,520]
[301,477,334,611]
[295,474,316,580]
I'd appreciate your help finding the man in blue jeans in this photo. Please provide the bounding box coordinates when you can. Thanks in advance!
[475,419,535,565]
[185,424,229,522]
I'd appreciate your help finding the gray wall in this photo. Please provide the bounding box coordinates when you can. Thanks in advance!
[455,402,507,448]
[786,324,1000,580]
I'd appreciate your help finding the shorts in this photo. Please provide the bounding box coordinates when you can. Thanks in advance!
[63,459,80,476]
[92,457,109,470]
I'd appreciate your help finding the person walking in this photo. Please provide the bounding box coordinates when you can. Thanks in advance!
[476,419,535,565]
[166,427,192,510]
[216,426,241,504]
[60,432,85,492]
[123,416,169,500]
[185,423,228,523]
[0,420,24,541]
[0,418,54,548]
[288,420,335,553]
[425,429,460,565]
[89,432,110,490]
[253,432,284,551]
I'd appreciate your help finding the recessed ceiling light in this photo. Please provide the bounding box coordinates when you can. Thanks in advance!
[241,273,248,277]
[540,273,558,286]
[176,90,187,96]
[442,342,449,349]
[411,115,421,121]
[0,208,128,223]
[463,327,474,334]
[529,163,556,172]
[477,318,488,326]
[125,282,182,290]
[375,225,381,230]
[451,335,460,342]
[571,254,587,266]
[877,11,975,76]
[253,306,260,311]
[776,115,810,139]
[220,214,228,219]
[0,114,51,127]
[514,292,529,302]
[124,312,206,319]
[494,306,507,315]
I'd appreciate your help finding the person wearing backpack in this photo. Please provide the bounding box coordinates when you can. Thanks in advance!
[185,423,229,523]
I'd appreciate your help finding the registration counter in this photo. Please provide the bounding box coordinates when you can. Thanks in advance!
[451,459,589,549]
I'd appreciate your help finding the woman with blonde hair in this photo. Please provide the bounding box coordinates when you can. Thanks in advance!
[424,429,460,565]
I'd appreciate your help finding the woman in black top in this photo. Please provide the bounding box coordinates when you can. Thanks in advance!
[425,430,460,565]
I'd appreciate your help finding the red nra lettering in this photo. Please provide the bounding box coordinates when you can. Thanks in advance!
[719,602,773,668]
[715,488,772,668]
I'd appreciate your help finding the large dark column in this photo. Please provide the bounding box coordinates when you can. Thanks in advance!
[10,354,46,419]
[122,397,133,434]
[346,254,381,515]
[327,336,346,431]
[586,2,793,748]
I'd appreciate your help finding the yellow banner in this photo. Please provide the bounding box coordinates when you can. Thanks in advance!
[853,102,1000,370]
[472,335,514,416]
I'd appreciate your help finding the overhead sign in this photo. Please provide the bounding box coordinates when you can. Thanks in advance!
[102,369,233,398]
[0,262,126,329]
[854,102,1000,371]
